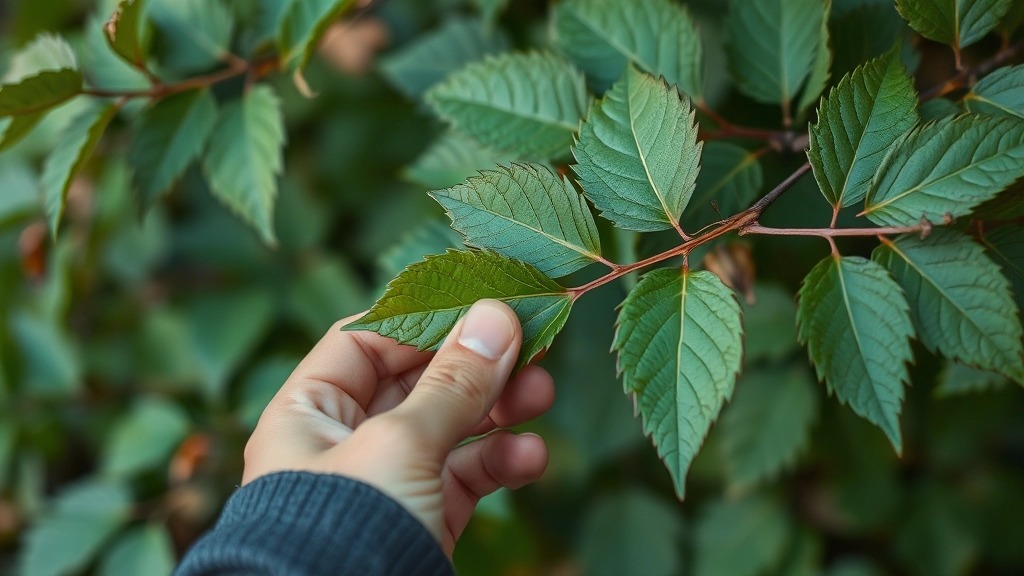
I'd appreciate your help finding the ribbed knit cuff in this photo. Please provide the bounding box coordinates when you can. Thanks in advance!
[174,472,454,576]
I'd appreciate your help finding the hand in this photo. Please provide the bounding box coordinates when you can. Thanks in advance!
[242,299,554,556]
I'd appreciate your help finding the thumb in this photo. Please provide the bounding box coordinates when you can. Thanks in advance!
[393,299,521,454]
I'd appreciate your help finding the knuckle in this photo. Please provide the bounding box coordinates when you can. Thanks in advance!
[420,357,491,414]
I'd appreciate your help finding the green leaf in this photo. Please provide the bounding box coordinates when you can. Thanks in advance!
[404,130,514,190]
[380,18,510,100]
[377,220,463,281]
[278,0,358,72]
[684,141,763,230]
[694,495,792,576]
[425,52,590,162]
[551,0,704,97]
[102,397,190,478]
[573,65,702,233]
[0,69,82,117]
[797,0,834,116]
[963,64,1024,120]
[894,482,977,576]
[895,0,1012,49]
[20,480,132,576]
[863,115,1024,226]
[719,364,818,492]
[830,4,910,80]
[130,89,218,210]
[345,250,573,368]
[474,0,509,26]
[742,284,799,365]
[873,230,1024,383]
[3,33,79,83]
[725,0,825,109]
[981,225,1024,313]
[808,46,919,209]
[431,163,603,278]
[934,361,1008,397]
[98,525,175,576]
[150,0,234,73]
[239,356,299,429]
[105,0,147,67]
[42,101,118,236]
[918,97,961,121]
[81,13,150,93]
[0,112,45,151]
[614,268,744,498]
[577,489,684,576]
[797,256,914,452]
[203,85,285,245]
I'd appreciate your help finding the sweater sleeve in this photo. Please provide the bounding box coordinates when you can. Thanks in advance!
[174,471,454,576]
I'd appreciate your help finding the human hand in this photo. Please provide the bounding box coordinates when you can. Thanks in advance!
[242,299,554,556]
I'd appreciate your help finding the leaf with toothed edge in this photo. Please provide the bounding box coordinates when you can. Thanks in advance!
[797,255,914,452]
[344,250,573,369]
[796,0,833,116]
[963,64,1024,120]
[105,0,147,67]
[614,268,744,498]
[895,0,1012,49]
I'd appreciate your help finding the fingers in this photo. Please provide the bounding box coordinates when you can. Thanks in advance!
[392,300,521,454]
[468,365,555,436]
[440,431,548,551]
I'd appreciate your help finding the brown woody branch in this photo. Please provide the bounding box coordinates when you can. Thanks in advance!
[921,39,1024,101]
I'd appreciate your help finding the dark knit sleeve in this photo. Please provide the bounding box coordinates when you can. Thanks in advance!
[174,472,454,576]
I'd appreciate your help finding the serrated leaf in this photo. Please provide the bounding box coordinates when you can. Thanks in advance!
[20,480,132,576]
[105,0,147,67]
[425,52,589,162]
[963,64,1024,120]
[345,250,573,368]
[808,46,919,209]
[614,268,743,498]
[720,364,817,491]
[798,256,913,452]
[694,495,792,576]
[797,0,833,116]
[380,18,510,100]
[742,284,799,365]
[684,141,763,230]
[552,0,704,97]
[577,489,684,576]
[102,397,190,478]
[150,0,234,73]
[3,34,79,83]
[130,89,217,211]
[99,525,175,576]
[725,0,825,109]
[0,69,82,117]
[42,101,118,236]
[873,230,1024,383]
[203,85,285,245]
[863,115,1024,226]
[431,163,603,278]
[278,0,358,72]
[895,0,1012,49]
[405,130,514,190]
[574,65,702,233]
[934,361,1008,397]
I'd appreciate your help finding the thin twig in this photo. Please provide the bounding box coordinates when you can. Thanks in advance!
[740,220,933,239]
[921,39,1024,101]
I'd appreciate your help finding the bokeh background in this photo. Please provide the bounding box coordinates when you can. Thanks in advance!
[1,0,1024,575]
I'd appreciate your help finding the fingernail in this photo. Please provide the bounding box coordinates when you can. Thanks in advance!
[458,301,515,360]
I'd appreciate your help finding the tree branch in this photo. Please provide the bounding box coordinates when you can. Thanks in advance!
[82,55,279,100]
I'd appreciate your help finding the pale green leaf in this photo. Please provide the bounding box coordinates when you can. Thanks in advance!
[102,397,190,478]
[150,0,234,73]
[963,64,1024,120]
[0,112,45,151]
[425,51,590,162]
[345,250,573,368]
[863,115,1024,226]
[725,0,825,108]
[577,489,684,576]
[694,495,792,576]
[3,33,79,83]
[0,70,82,117]
[808,46,919,209]
[614,268,743,498]
[20,480,131,576]
[405,130,514,190]
[720,364,818,491]
[684,141,763,230]
[203,85,285,245]
[895,0,1011,49]
[377,220,463,281]
[798,256,913,452]
[873,230,1024,383]
[980,225,1024,313]
[105,0,147,67]
[239,356,299,429]
[552,0,704,98]
[574,65,702,232]
[431,163,603,278]
[42,101,118,236]
[742,284,799,365]
[934,361,1008,397]
[797,0,834,116]
[0,156,41,224]
[381,18,510,99]
[130,89,218,210]
[278,0,358,71]
[99,525,175,576]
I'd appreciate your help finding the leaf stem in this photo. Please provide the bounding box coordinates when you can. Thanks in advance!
[695,100,805,152]
[740,220,932,239]
[81,56,278,100]
[921,39,1024,101]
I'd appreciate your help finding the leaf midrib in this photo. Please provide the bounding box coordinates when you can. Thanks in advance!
[834,259,887,419]
[435,93,580,132]
[626,76,679,227]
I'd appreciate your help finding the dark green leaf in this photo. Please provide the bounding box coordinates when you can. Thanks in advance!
[863,115,1024,226]
[81,13,150,92]
[203,85,286,245]
[808,46,918,209]
[102,397,190,478]
[0,69,82,117]
[346,250,573,368]
[918,97,961,121]
[963,64,1024,120]
[934,361,1008,397]
[278,0,357,72]
[742,284,799,365]
[895,0,1011,49]
[797,256,914,452]
[577,489,684,576]
[404,130,514,190]
[894,482,977,576]
[873,230,1024,383]
[694,495,792,576]
[149,0,234,73]
[426,52,590,162]
[552,0,704,97]
[684,142,763,230]
[105,0,147,67]
[431,163,603,277]
[574,65,702,233]
[473,0,509,26]
[981,225,1024,313]
[614,268,743,498]
[99,525,175,576]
